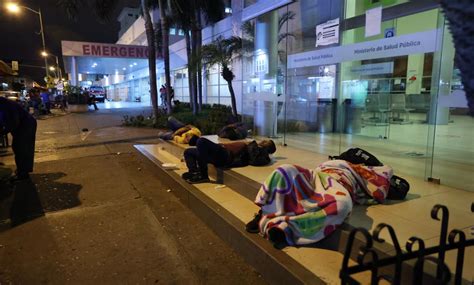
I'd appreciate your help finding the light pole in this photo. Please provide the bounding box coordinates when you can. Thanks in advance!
[6,2,49,78]
[42,52,63,80]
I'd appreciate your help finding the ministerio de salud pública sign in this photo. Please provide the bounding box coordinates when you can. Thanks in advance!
[288,29,439,69]
[61,40,159,59]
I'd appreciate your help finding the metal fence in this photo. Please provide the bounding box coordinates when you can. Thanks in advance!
[340,204,474,285]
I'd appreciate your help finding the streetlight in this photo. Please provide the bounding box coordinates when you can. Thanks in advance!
[5,2,49,78]
[42,51,63,79]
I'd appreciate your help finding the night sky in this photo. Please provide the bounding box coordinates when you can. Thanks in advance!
[0,0,137,82]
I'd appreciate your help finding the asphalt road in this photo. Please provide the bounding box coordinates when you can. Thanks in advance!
[0,107,265,284]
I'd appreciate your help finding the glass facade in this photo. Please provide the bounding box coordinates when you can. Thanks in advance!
[172,68,190,103]
[242,0,474,191]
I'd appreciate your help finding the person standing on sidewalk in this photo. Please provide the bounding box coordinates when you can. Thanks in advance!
[0,97,37,181]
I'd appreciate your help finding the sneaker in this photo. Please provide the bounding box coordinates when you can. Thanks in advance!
[245,210,262,233]
[185,173,210,184]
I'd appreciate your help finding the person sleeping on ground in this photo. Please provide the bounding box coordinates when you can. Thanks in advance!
[158,116,201,144]
[182,137,276,184]
[245,160,394,248]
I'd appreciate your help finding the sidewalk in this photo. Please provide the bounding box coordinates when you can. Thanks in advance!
[0,109,266,284]
[135,134,474,283]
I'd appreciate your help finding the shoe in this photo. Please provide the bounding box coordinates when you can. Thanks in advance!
[8,173,30,183]
[185,173,210,184]
[268,227,287,249]
[245,210,262,233]
[181,171,197,180]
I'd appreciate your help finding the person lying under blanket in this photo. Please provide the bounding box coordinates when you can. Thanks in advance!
[158,116,201,144]
[245,160,393,248]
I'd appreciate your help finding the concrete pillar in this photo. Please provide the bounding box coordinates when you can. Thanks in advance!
[70,56,78,86]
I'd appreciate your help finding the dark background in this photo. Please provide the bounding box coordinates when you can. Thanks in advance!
[0,0,137,82]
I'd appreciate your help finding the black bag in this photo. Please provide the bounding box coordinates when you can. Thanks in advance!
[247,141,271,166]
[218,123,248,141]
[330,148,383,166]
[387,175,410,200]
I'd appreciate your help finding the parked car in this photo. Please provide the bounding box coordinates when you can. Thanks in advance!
[89,86,106,102]
[0,90,21,101]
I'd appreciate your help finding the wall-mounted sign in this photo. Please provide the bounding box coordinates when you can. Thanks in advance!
[385,27,395,38]
[350,62,394,75]
[61,41,160,59]
[316,18,340,47]
[288,29,439,69]
[365,6,382,38]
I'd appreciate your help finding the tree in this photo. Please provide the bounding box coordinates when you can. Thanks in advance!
[141,0,160,121]
[440,0,474,116]
[171,0,225,114]
[157,0,173,115]
[200,36,243,118]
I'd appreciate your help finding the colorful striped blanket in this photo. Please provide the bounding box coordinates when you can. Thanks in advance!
[254,160,393,246]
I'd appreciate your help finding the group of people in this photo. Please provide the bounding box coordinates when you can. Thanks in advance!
[0,102,408,249]
[158,116,408,249]
[159,84,174,108]
[159,116,276,184]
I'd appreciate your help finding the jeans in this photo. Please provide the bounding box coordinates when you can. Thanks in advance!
[183,138,229,178]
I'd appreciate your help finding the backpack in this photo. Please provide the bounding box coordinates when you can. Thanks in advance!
[330,147,383,166]
[387,175,410,200]
[331,148,410,200]
[218,123,248,141]
[247,141,271,166]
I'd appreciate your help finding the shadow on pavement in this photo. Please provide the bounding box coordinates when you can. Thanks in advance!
[0,172,82,232]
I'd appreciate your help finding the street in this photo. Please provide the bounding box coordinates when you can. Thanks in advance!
[0,107,265,284]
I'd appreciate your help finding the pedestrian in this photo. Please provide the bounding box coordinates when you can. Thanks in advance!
[182,137,276,183]
[159,85,167,107]
[87,91,99,111]
[28,88,41,116]
[40,89,51,114]
[0,97,37,181]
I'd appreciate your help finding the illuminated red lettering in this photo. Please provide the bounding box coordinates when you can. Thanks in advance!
[119,47,127,57]
[102,46,110,56]
[91,45,101,56]
[83,45,90,55]
[127,47,135,57]
[111,46,118,57]
[135,48,143,58]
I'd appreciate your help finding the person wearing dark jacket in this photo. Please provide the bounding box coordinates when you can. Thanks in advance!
[0,97,37,180]
[182,137,276,183]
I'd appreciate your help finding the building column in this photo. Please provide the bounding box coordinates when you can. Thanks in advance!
[70,56,78,86]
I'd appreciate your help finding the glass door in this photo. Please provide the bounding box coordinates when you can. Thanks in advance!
[428,18,474,192]
[337,7,440,181]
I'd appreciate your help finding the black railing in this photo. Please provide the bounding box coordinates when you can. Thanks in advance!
[340,204,474,285]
